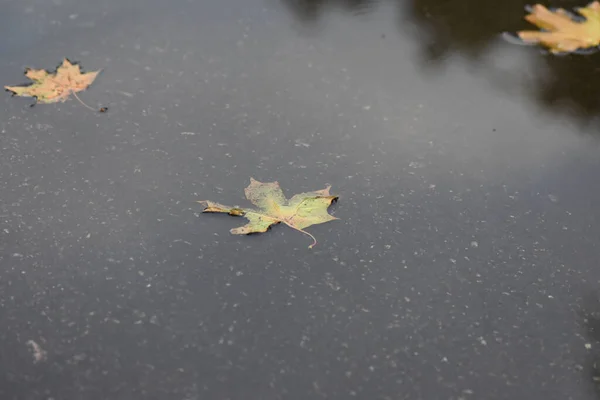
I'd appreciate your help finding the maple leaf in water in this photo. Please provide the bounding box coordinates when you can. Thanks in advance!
[515,2,600,53]
[5,58,100,108]
[198,178,339,248]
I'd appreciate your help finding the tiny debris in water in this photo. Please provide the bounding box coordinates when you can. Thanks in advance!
[26,340,47,363]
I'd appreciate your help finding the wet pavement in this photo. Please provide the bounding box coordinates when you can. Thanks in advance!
[2,0,600,399]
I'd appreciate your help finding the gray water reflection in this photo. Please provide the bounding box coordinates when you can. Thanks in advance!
[280,0,381,21]
[2,0,600,399]
[283,0,600,126]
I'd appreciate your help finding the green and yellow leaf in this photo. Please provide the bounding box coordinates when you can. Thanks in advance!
[198,178,339,248]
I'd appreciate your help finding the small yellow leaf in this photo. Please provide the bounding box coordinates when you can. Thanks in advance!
[198,178,339,248]
[516,2,600,53]
[5,58,100,105]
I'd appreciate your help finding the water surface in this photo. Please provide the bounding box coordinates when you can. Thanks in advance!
[2,0,600,399]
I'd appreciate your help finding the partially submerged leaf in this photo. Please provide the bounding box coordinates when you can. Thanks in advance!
[515,2,600,53]
[198,178,339,248]
[5,58,100,107]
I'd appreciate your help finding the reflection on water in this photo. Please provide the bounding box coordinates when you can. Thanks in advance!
[280,0,600,126]
[531,54,600,122]
[579,292,600,399]
[280,0,381,21]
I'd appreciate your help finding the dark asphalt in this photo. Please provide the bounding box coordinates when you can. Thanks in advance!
[2,0,600,399]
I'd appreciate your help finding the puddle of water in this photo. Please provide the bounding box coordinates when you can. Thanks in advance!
[2,0,600,399]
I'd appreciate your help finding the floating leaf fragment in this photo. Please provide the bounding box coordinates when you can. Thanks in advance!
[198,178,339,248]
[515,1,600,53]
[5,58,104,111]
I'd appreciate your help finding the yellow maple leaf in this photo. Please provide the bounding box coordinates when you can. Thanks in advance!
[516,2,600,53]
[198,178,339,248]
[5,58,100,106]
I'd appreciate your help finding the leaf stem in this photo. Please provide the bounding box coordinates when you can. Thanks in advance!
[250,212,319,248]
[283,222,317,249]
[72,91,99,112]
[299,227,318,249]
